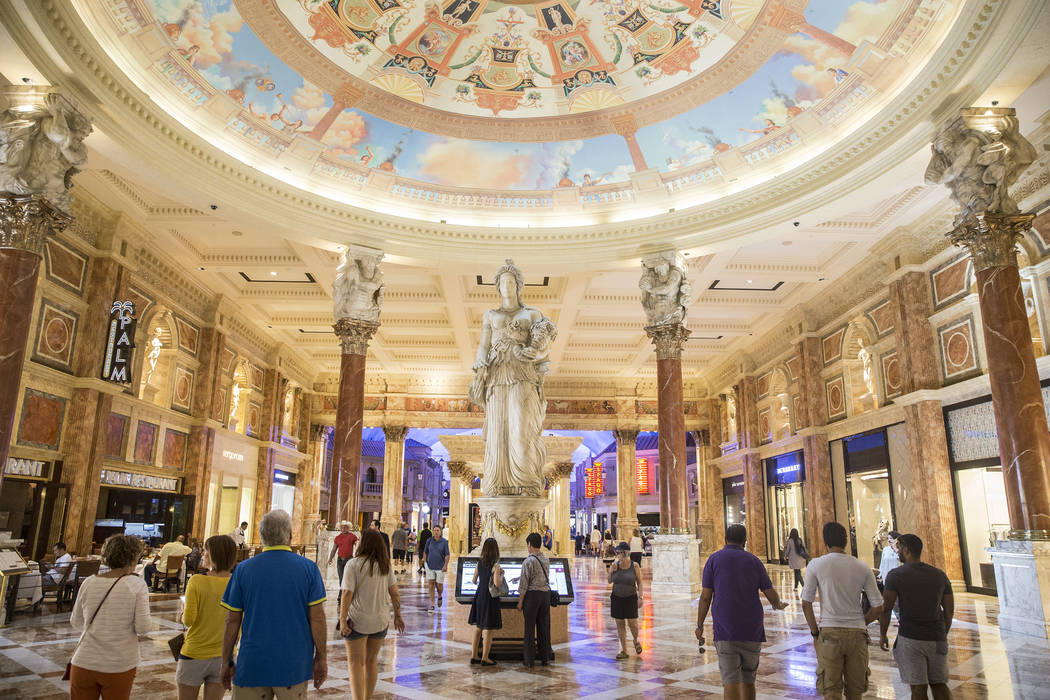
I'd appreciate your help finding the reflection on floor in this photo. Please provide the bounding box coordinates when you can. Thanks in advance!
[1,556,1048,698]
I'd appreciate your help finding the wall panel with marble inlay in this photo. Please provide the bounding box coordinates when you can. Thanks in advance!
[31,301,79,373]
[937,315,980,383]
[16,389,66,451]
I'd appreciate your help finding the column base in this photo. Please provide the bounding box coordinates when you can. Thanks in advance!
[650,534,702,596]
[990,540,1050,639]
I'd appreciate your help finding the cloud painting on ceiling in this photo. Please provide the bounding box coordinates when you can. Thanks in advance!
[146,0,919,189]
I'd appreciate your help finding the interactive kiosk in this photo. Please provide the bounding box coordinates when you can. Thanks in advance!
[452,556,575,660]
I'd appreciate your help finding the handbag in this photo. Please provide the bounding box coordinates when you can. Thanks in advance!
[168,632,185,661]
[63,574,127,680]
[487,563,510,598]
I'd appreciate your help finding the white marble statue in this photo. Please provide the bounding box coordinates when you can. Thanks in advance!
[858,339,875,396]
[144,327,162,384]
[639,251,691,326]
[0,92,91,213]
[229,382,242,426]
[925,108,1037,226]
[333,247,384,323]
[726,394,737,442]
[468,259,557,498]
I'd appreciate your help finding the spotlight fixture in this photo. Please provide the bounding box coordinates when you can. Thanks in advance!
[792,221,800,227]
[991,100,999,106]
[21,77,32,84]
[209,204,218,210]
[270,271,278,276]
[198,266,205,271]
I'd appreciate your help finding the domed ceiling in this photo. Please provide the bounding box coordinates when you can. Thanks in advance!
[113,0,934,191]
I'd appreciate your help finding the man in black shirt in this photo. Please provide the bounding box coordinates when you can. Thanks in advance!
[417,522,433,575]
[878,534,954,700]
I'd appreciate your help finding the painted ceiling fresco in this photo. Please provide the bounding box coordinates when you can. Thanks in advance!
[144,0,917,189]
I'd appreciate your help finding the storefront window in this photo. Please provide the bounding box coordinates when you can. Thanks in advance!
[722,476,745,529]
[954,467,1009,592]
[764,452,805,564]
[271,470,297,516]
[843,430,894,571]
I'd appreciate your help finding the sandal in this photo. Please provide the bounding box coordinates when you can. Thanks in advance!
[481,659,497,667]
[470,658,481,665]
[634,640,642,654]
[615,651,629,660]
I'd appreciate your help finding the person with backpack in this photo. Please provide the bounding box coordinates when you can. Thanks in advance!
[468,538,505,666]
[516,532,552,668]
[784,528,809,592]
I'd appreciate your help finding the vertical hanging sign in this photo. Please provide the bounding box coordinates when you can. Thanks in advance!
[102,300,137,384]
[636,457,649,494]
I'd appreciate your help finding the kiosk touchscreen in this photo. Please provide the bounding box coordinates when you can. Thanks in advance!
[454,557,574,605]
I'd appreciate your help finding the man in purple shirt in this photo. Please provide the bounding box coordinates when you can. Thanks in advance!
[695,524,787,700]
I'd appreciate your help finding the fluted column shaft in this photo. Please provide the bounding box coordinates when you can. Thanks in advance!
[332,319,378,527]
[614,429,640,538]
[380,425,408,533]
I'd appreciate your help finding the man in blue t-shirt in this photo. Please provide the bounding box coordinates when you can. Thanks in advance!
[423,525,451,612]
[220,510,328,697]
[695,524,787,699]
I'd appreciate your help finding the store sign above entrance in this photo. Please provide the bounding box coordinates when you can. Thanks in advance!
[100,468,179,492]
[102,301,137,384]
[4,457,51,480]
[766,451,805,485]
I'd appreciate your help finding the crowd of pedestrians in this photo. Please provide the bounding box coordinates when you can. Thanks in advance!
[59,508,956,700]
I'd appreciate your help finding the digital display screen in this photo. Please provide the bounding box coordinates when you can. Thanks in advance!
[455,557,574,603]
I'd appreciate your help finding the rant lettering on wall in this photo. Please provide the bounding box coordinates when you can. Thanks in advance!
[102,301,137,384]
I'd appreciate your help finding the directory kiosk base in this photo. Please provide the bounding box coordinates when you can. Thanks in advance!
[451,601,569,660]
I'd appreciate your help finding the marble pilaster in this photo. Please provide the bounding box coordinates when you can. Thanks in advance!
[446,460,475,556]
[379,425,408,533]
[735,378,767,558]
[794,337,833,557]
[613,428,640,539]
[547,461,575,556]
[332,318,378,526]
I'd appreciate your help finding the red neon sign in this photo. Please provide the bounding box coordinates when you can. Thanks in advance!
[636,457,649,494]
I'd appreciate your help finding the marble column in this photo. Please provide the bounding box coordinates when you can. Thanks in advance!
[735,378,767,558]
[614,428,640,539]
[0,89,90,481]
[951,214,1050,535]
[610,114,648,172]
[332,319,378,527]
[447,460,475,555]
[379,425,408,533]
[646,324,691,533]
[794,337,834,557]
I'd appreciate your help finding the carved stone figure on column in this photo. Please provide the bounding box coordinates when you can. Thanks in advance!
[1,91,91,214]
[925,107,1037,227]
[858,339,875,397]
[469,259,556,498]
[333,247,384,323]
[639,251,691,327]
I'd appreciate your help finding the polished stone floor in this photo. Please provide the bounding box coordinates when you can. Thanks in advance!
[2,556,1049,698]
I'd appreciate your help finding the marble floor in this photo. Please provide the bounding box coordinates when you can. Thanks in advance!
[1,556,1049,699]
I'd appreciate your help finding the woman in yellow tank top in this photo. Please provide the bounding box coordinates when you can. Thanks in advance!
[177,534,236,700]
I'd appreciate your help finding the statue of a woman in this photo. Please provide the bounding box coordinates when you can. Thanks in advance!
[469,260,557,498]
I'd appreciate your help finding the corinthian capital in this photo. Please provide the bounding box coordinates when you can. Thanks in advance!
[0,194,69,254]
[613,428,639,445]
[447,460,475,482]
[645,322,691,360]
[1,88,92,215]
[334,245,384,323]
[383,425,408,442]
[333,318,379,355]
[948,213,1033,273]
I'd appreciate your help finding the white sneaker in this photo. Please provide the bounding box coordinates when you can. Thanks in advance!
[427,605,434,612]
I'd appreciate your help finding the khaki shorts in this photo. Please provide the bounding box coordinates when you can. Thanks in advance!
[815,627,870,698]
[175,656,222,686]
[893,635,949,686]
[424,565,446,584]
[232,681,308,700]
[714,640,762,685]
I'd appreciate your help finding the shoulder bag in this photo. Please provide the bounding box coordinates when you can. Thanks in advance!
[63,574,128,680]
[528,555,559,607]
[487,562,510,598]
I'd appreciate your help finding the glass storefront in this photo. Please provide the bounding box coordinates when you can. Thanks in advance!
[842,430,895,571]
[270,469,296,515]
[763,452,805,564]
[722,476,745,529]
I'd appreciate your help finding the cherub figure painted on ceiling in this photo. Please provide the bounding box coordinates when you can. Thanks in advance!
[333,247,385,323]
[639,251,691,326]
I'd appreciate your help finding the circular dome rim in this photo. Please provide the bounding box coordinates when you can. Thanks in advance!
[237,0,786,142]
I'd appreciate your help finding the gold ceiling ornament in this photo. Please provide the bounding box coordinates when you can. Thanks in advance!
[645,322,691,360]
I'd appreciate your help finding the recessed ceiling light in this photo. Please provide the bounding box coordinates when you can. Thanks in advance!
[198,266,205,271]
[270,271,278,276]
[747,280,753,284]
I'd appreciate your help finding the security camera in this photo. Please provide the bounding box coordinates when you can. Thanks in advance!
[209,204,218,211]
[793,221,800,227]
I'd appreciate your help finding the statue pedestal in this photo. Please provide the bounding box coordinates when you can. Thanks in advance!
[990,539,1050,638]
[475,496,548,556]
[451,600,570,654]
[650,534,702,596]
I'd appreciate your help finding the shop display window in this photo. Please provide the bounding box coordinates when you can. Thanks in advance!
[763,452,805,564]
[954,466,1009,593]
[843,430,894,571]
[722,476,745,529]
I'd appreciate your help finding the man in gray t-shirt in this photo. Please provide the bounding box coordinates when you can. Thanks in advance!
[802,522,883,700]
[391,524,409,574]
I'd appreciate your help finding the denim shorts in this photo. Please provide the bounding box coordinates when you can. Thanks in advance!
[344,627,388,641]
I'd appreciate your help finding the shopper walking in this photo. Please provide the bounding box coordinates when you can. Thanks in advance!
[468,537,504,666]
[69,534,152,700]
[177,534,236,700]
[221,509,328,698]
[784,528,808,592]
[391,523,408,575]
[590,526,601,557]
[339,530,405,700]
[417,523,433,575]
[695,525,787,700]
[517,532,552,668]
[328,521,359,611]
[369,520,390,552]
[423,525,450,612]
[878,534,954,700]
[608,542,644,659]
[629,529,644,567]
[801,522,883,700]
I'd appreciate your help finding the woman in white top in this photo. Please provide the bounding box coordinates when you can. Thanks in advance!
[340,529,405,700]
[629,529,644,567]
[69,535,152,700]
